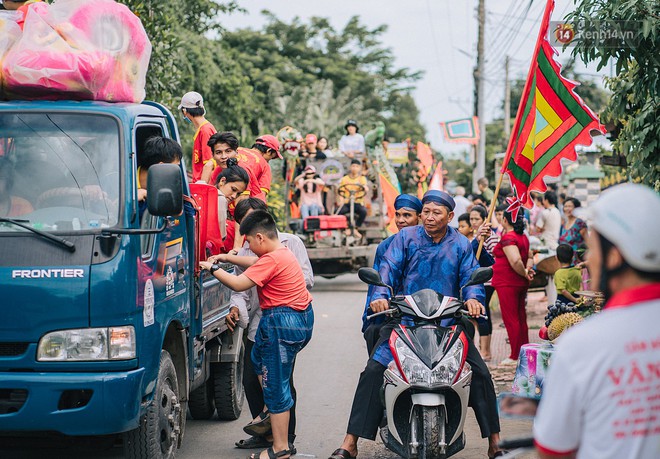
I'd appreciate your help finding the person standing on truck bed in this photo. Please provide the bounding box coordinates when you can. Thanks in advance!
[210,134,282,253]
[338,119,366,160]
[199,131,239,184]
[178,91,216,183]
[212,197,313,451]
[200,210,314,459]
[137,136,182,222]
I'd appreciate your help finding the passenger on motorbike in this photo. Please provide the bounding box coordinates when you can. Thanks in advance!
[362,193,423,355]
[534,184,660,459]
[329,190,505,459]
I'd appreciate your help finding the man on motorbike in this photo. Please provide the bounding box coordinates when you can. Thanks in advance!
[329,190,504,459]
[362,193,423,355]
[534,184,660,459]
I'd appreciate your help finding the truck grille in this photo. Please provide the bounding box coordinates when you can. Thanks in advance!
[0,343,29,357]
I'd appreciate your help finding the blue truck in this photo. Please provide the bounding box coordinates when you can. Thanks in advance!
[0,100,244,457]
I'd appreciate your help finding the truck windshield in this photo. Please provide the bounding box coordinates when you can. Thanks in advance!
[0,113,120,232]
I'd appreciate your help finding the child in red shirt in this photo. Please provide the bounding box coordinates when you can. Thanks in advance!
[200,210,313,459]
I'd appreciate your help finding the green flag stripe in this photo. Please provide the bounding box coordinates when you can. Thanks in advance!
[537,50,593,127]
[532,122,583,176]
[510,74,537,159]
[507,156,531,183]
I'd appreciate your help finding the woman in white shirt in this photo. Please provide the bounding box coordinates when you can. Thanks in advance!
[338,119,366,159]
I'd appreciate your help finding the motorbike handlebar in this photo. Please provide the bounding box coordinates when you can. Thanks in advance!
[498,436,535,449]
[460,310,488,321]
[366,309,396,321]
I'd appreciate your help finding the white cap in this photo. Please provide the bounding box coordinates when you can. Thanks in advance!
[589,183,660,272]
[177,91,204,110]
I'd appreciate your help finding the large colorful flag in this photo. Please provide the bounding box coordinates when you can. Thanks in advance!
[502,0,605,218]
[439,117,480,144]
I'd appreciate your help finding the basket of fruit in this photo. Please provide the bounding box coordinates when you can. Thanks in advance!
[539,292,604,341]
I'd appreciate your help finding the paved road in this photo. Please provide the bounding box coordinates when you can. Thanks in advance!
[0,274,534,458]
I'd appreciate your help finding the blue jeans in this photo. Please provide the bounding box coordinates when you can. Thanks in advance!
[301,204,323,219]
[252,305,314,414]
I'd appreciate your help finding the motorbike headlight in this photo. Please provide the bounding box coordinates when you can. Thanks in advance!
[430,339,464,385]
[394,337,431,385]
[37,326,136,361]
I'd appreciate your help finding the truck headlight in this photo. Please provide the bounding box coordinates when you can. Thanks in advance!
[37,326,136,361]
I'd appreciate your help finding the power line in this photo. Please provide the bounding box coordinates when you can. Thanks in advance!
[486,0,534,56]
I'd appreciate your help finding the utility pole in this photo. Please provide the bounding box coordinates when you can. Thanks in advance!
[504,55,511,137]
[473,0,486,193]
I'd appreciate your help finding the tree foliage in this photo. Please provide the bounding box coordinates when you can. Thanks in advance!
[117,2,428,149]
[567,0,660,190]
[221,12,426,141]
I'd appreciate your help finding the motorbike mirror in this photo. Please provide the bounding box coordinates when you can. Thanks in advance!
[463,267,493,288]
[497,392,539,420]
[358,267,385,286]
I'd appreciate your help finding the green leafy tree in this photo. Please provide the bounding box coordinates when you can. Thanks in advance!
[566,0,659,189]
[222,13,427,142]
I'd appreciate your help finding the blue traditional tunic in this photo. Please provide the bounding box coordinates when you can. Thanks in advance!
[362,234,395,333]
[371,225,485,365]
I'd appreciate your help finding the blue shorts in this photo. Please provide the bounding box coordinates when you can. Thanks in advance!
[252,305,314,414]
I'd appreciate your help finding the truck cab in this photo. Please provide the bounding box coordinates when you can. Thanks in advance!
[0,100,243,457]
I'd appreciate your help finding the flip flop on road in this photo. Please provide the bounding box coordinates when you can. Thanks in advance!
[329,448,357,459]
[235,436,272,449]
[489,450,510,458]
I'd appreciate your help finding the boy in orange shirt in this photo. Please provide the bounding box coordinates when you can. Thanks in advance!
[200,210,313,459]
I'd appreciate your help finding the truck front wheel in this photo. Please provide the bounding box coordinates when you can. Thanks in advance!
[123,350,182,458]
[212,339,245,420]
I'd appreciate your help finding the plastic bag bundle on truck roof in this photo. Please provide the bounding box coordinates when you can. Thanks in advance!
[1,0,151,103]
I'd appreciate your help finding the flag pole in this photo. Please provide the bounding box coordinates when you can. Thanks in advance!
[475,171,505,260]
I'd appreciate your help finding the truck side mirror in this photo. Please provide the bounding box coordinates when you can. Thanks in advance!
[147,164,183,217]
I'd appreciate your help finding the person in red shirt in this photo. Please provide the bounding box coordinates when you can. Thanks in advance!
[200,210,313,459]
[200,131,239,184]
[491,209,534,364]
[210,134,281,203]
[177,91,216,182]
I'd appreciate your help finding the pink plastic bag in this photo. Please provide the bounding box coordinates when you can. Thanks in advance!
[2,0,151,102]
[0,11,22,98]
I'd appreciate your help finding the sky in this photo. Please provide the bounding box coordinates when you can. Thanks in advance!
[224,0,609,157]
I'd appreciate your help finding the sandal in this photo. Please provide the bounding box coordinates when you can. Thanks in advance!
[329,448,357,459]
[243,410,271,437]
[235,436,273,449]
[248,445,296,459]
[489,450,509,458]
